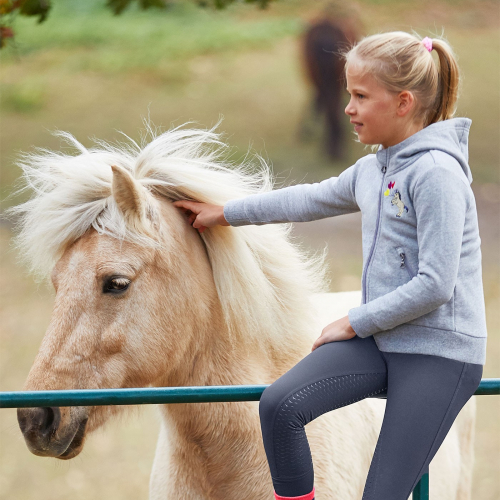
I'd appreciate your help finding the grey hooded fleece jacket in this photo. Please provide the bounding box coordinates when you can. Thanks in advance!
[223,117,487,365]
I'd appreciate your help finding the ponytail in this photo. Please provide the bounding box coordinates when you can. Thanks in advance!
[426,38,461,125]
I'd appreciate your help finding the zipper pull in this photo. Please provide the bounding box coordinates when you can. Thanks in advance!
[382,165,387,173]
[399,252,405,267]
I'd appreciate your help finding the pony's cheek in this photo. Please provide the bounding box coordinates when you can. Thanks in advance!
[101,330,126,356]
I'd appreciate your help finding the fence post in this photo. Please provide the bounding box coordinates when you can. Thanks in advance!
[413,472,429,499]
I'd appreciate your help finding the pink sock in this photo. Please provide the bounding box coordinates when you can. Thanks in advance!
[274,486,315,500]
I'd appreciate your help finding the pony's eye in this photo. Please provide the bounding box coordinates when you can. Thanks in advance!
[103,277,131,294]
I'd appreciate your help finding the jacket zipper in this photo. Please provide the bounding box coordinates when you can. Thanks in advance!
[362,164,387,304]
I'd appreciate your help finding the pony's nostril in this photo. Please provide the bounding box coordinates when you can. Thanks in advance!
[43,407,54,429]
[38,407,61,437]
[18,406,60,439]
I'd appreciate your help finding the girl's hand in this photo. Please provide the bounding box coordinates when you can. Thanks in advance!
[173,200,230,233]
[311,315,357,352]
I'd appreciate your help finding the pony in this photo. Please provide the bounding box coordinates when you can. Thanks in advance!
[10,122,477,499]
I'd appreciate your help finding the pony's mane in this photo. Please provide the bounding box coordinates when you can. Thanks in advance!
[8,121,330,353]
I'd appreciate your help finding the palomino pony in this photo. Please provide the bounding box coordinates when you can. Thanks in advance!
[11,123,477,499]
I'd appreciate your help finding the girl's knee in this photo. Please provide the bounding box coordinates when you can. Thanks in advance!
[259,382,307,431]
[259,379,298,424]
[259,384,282,423]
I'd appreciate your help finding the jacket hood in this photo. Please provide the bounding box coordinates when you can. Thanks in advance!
[375,117,473,183]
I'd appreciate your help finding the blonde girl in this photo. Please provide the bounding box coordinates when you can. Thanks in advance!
[174,31,486,500]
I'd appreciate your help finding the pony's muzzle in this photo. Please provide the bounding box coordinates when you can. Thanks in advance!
[17,406,88,459]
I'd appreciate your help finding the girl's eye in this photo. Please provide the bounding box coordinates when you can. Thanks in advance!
[357,94,365,99]
[103,277,131,294]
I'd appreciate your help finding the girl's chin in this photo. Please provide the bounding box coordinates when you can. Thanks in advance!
[357,135,378,146]
[355,128,378,145]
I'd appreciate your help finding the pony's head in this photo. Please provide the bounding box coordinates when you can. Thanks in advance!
[9,122,328,459]
[391,189,401,203]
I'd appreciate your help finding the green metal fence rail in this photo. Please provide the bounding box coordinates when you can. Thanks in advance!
[2,378,499,500]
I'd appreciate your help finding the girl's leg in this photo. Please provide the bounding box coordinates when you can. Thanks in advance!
[361,351,483,500]
[259,335,388,498]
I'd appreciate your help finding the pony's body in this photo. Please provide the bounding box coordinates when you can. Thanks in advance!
[11,125,476,499]
[150,289,476,500]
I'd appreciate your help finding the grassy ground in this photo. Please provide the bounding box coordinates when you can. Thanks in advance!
[0,0,498,498]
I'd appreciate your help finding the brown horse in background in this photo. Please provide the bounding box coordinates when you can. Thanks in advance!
[299,5,364,160]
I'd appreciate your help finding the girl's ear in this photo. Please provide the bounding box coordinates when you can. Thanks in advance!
[397,90,416,117]
[111,164,149,230]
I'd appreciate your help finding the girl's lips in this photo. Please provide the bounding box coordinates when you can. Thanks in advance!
[354,124,363,131]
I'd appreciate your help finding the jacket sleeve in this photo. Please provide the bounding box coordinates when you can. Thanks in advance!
[348,166,469,337]
[223,162,361,226]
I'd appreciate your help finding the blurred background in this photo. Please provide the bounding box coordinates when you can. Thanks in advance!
[0,0,498,498]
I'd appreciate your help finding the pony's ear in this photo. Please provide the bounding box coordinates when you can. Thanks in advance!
[111,165,148,228]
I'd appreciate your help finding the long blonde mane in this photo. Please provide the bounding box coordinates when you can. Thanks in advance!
[8,121,330,354]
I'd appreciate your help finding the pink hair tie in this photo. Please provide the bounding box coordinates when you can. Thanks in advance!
[422,37,433,52]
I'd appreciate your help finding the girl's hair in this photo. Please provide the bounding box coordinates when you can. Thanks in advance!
[339,30,461,135]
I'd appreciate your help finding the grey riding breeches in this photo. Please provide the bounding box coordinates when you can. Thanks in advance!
[258,334,483,499]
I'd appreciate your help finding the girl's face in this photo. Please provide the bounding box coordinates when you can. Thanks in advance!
[345,63,421,149]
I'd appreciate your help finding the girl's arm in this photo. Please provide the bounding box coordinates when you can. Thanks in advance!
[222,161,361,227]
[173,160,361,231]
[348,165,469,337]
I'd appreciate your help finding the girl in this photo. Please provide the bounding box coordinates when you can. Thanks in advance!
[173,31,487,500]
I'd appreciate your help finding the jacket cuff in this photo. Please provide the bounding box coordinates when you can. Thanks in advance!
[223,199,250,227]
[348,306,380,338]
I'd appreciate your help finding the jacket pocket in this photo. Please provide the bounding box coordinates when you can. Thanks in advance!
[395,247,455,330]
[408,292,455,330]
[396,246,417,280]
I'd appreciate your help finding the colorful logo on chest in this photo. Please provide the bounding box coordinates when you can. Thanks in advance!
[384,181,408,218]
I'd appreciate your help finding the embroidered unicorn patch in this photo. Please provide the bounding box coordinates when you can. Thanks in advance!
[384,181,408,217]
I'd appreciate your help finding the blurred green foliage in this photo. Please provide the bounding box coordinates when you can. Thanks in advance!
[0,0,278,49]
[0,0,51,27]
[106,0,275,16]
[18,0,51,22]
[106,0,169,15]
[0,0,301,69]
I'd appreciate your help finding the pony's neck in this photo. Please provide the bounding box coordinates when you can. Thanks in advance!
[154,315,291,497]
[149,201,315,495]
[157,309,282,388]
